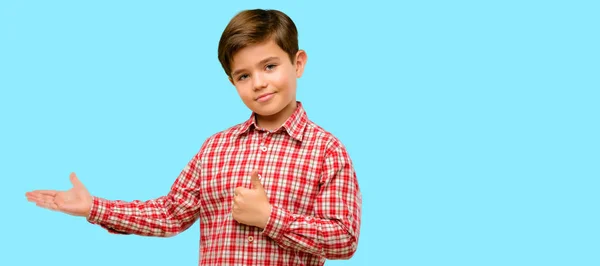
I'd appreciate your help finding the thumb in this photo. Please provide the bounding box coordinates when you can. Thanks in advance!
[69,172,84,188]
[250,169,264,190]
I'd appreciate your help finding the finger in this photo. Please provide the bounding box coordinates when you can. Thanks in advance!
[27,192,59,207]
[26,190,58,197]
[27,197,44,204]
[26,193,52,203]
[233,195,243,204]
[69,172,84,188]
[36,201,59,211]
[250,169,264,190]
[30,196,54,202]
[234,187,245,197]
[25,193,41,201]
[231,198,238,212]
[39,195,56,203]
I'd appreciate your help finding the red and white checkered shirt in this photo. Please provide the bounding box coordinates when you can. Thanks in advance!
[87,102,362,265]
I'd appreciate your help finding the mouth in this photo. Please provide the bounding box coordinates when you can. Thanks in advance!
[255,92,275,102]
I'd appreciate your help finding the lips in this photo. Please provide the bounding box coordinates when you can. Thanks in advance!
[256,92,275,102]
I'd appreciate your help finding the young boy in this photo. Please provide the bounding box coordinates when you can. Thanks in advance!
[26,9,362,266]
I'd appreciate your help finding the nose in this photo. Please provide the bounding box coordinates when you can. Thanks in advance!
[253,72,267,91]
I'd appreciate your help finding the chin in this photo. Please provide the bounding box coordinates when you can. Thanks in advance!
[253,105,284,116]
[256,99,289,115]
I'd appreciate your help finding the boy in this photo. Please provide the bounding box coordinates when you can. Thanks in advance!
[26,9,362,266]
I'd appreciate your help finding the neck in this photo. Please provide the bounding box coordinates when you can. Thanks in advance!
[256,101,297,131]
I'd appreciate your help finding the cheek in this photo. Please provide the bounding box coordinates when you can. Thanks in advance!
[270,70,293,89]
[235,85,253,101]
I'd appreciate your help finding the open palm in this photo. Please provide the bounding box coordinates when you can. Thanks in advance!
[25,172,93,217]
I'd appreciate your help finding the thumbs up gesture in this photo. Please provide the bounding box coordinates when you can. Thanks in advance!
[232,169,272,228]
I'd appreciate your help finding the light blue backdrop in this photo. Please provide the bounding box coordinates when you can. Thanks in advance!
[1,1,598,265]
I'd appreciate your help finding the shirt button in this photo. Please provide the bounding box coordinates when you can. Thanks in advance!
[247,236,254,242]
[260,145,267,152]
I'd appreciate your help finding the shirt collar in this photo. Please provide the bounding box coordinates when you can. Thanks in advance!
[236,101,307,142]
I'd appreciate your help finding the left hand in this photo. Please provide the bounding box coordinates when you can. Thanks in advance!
[232,169,272,228]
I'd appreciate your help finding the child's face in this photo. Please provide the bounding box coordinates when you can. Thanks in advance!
[229,39,306,119]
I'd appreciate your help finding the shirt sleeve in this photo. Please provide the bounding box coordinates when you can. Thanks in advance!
[86,150,204,237]
[261,142,362,259]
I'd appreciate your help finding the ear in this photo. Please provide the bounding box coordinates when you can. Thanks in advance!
[294,50,308,78]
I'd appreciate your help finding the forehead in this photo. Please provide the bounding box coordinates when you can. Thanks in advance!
[231,40,287,68]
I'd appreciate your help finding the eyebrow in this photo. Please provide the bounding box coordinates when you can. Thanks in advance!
[231,56,280,78]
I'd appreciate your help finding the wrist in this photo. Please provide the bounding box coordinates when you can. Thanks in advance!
[259,204,272,228]
[84,195,93,218]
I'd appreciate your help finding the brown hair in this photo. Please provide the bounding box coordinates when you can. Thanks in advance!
[218,9,299,78]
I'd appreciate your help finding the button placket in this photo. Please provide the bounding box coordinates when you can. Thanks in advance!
[259,130,271,153]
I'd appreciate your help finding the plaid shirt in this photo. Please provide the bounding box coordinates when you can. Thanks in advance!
[87,102,362,265]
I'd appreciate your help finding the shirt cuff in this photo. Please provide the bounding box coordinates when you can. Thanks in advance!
[86,196,111,224]
[261,205,291,240]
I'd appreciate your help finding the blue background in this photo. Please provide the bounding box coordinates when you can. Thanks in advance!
[1,1,598,265]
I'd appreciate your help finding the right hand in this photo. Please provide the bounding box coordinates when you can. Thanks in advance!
[25,172,93,217]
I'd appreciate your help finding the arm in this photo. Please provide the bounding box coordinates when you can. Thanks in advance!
[261,144,362,259]
[86,151,203,237]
